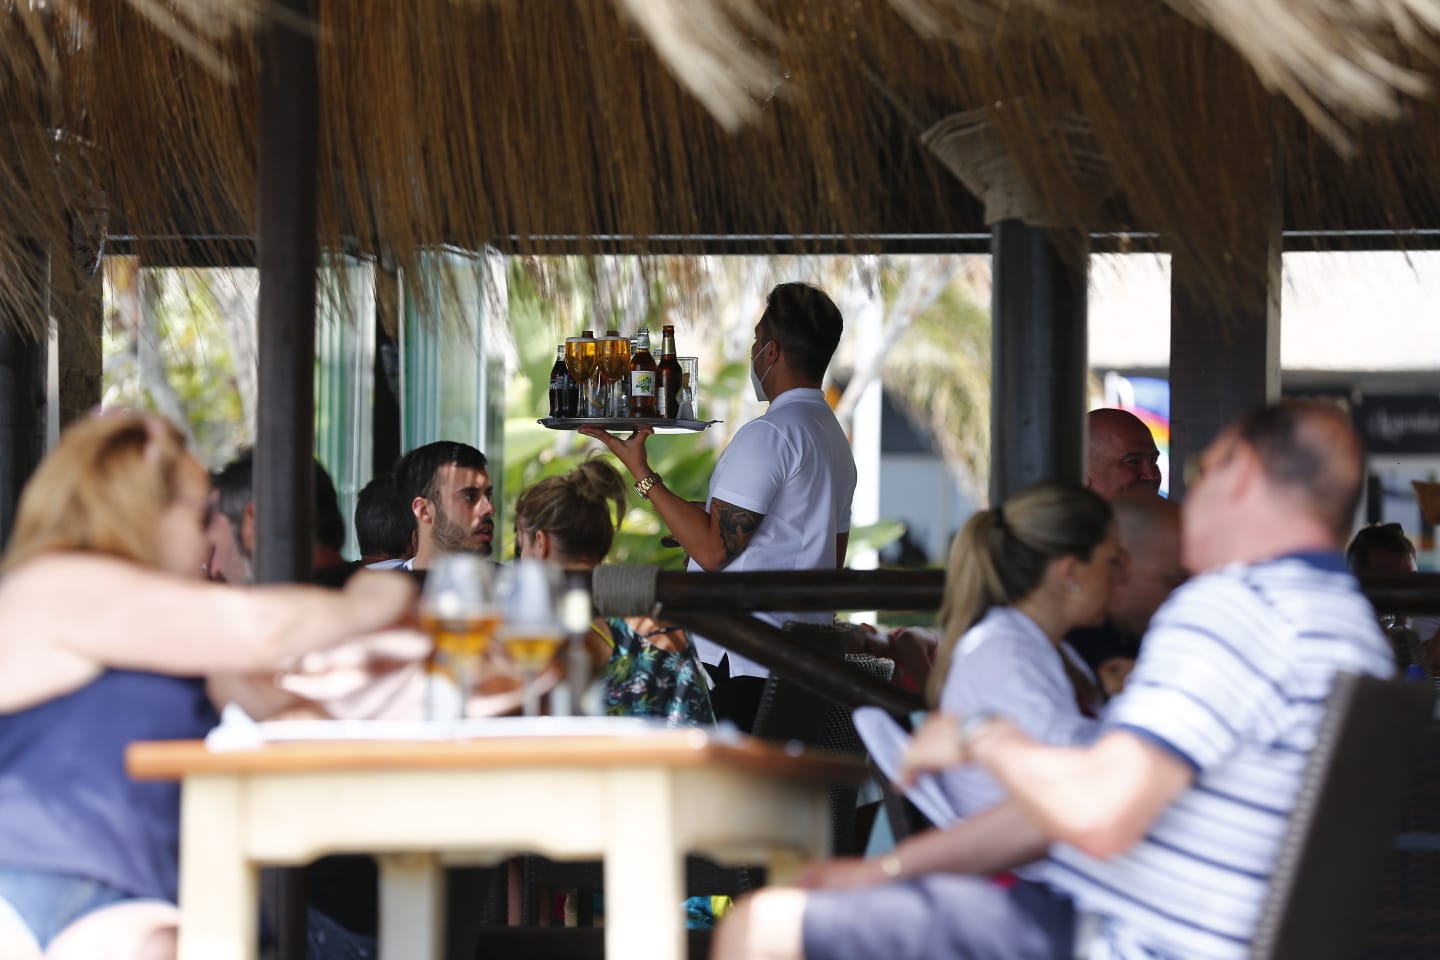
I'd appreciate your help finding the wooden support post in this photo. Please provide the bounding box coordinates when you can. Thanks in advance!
[0,244,49,547]
[255,0,319,585]
[989,221,1088,503]
[1168,128,1282,500]
[57,284,103,430]
[255,3,318,957]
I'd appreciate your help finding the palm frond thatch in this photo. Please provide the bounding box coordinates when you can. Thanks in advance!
[0,0,1439,340]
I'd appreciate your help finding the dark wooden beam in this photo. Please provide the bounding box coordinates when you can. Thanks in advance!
[666,612,925,718]
[0,244,49,547]
[989,222,1088,501]
[254,0,319,585]
[652,568,946,614]
[254,3,318,957]
[57,285,103,430]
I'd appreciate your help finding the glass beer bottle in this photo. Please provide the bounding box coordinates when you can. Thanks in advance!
[628,329,658,417]
[656,324,683,420]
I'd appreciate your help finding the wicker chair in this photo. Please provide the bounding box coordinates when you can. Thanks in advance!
[1252,673,1435,960]
[1359,718,1440,958]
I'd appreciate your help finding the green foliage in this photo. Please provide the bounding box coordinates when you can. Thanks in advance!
[501,258,728,568]
[102,266,249,467]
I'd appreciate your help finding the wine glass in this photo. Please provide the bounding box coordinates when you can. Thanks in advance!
[600,335,631,417]
[419,553,499,721]
[497,559,565,717]
[565,335,599,417]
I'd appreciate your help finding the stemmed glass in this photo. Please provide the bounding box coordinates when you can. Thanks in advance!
[565,334,599,417]
[419,554,499,721]
[600,334,631,417]
[497,559,566,717]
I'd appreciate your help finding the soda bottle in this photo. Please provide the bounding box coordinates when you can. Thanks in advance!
[628,329,658,417]
[548,344,570,418]
[656,324,683,420]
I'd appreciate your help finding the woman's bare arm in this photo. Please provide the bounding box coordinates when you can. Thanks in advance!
[0,555,415,681]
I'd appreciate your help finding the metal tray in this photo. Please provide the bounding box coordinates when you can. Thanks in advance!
[539,417,719,433]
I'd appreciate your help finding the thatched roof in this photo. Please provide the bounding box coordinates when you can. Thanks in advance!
[7,0,1440,333]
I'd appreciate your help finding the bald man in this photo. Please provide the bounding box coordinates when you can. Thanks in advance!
[1069,494,1185,695]
[1087,408,1162,497]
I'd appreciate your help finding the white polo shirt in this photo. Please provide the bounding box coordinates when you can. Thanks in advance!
[689,387,857,678]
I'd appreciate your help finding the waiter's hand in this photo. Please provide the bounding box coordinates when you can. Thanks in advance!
[579,424,654,479]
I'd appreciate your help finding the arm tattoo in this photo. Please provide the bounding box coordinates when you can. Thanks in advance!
[714,499,765,567]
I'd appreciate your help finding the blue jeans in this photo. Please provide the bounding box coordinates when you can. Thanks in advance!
[0,868,156,949]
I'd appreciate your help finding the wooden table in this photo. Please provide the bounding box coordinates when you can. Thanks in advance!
[127,729,865,960]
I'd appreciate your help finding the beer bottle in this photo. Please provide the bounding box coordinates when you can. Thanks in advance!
[628,329,658,417]
[657,324,683,419]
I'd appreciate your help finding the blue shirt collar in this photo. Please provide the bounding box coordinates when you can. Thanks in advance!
[1274,550,1347,574]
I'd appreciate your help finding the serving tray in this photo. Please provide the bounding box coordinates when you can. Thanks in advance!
[539,417,720,433]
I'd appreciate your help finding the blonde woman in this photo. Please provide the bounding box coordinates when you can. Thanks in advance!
[0,413,414,960]
[924,482,1121,819]
[514,459,713,725]
[713,482,1125,960]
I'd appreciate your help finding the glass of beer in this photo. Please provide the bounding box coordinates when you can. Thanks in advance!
[565,334,600,417]
[419,553,499,721]
[498,559,565,717]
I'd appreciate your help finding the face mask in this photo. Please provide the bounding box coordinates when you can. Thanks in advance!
[750,340,775,402]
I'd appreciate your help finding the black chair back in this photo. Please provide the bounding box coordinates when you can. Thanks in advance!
[1251,673,1435,960]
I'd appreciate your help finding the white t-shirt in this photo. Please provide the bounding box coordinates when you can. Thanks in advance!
[1047,552,1394,960]
[689,387,857,677]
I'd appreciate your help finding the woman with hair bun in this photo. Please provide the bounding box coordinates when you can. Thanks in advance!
[0,412,415,960]
[514,459,713,725]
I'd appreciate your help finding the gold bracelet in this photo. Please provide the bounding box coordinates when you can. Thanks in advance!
[879,852,904,879]
[634,472,663,500]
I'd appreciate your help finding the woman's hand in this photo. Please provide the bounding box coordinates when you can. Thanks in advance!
[577,425,654,479]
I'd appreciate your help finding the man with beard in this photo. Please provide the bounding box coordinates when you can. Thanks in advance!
[393,441,496,570]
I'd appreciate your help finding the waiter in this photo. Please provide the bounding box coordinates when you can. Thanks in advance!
[582,282,857,730]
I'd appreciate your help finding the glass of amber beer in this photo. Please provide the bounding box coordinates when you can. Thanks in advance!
[498,559,565,717]
[419,553,499,721]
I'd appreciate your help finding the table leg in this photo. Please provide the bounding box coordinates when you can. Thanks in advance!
[177,776,258,960]
[378,852,445,960]
[604,770,685,960]
[769,791,832,885]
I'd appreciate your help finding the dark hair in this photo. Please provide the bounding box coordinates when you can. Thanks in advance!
[1346,522,1416,575]
[312,462,346,552]
[394,441,489,506]
[355,473,415,560]
[212,449,347,552]
[1235,399,1364,540]
[514,459,627,565]
[928,482,1113,705]
[759,282,844,382]
[212,451,254,541]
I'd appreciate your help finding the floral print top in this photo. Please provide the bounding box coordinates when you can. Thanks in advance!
[599,617,716,727]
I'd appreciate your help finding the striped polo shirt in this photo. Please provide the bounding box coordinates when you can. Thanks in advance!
[1046,552,1394,959]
